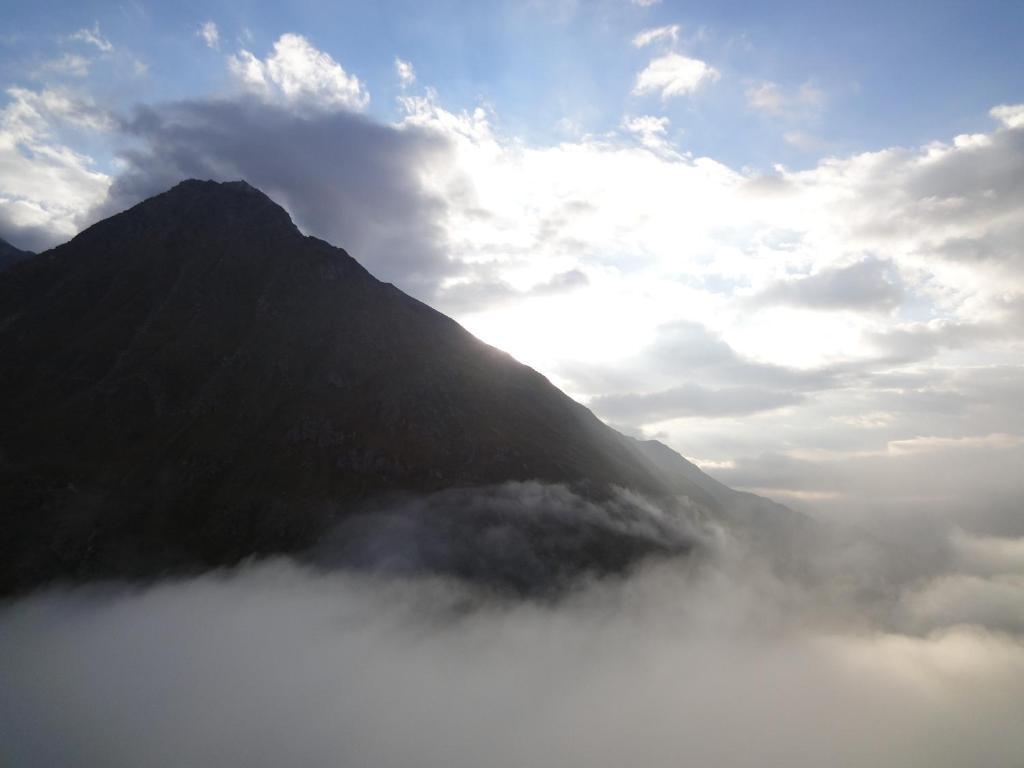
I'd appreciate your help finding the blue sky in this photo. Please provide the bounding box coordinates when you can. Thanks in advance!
[2,0,1023,527]
[4,0,1022,170]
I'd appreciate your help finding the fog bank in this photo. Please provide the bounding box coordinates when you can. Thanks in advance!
[2,488,1023,768]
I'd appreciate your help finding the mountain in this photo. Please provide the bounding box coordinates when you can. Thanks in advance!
[0,180,797,594]
[0,237,32,272]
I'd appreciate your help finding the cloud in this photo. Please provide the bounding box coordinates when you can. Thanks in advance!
[782,129,824,152]
[621,114,672,151]
[41,53,91,77]
[630,0,663,6]
[560,320,837,411]
[746,80,824,118]
[197,20,219,50]
[712,431,1024,530]
[228,33,369,112]
[436,268,590,313]
[631,24,679,48]
[752,257,904,312]
[902,573,1024,634]
[0,87,112,250]
[632,53,719,100]
[2,502,1023,768]
[591,383,803,421]
[395,57,416,88]
[68,23,112,53]
[991,103,1024,130]
[951,527,1024,575]
[747,82,785,113]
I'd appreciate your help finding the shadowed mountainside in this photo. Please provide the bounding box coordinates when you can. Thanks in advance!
[0,180,800,594]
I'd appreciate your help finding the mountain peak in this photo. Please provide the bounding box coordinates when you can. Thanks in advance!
[74,178,301,253]
[149,177,297,228]
[167,177,266,199]
[0,180,797,594]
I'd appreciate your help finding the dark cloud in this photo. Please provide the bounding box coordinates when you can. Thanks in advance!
[751,257,904,312]
[93,97,457,299]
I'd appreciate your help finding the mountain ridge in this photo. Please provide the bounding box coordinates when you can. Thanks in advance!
[0,179,797,594]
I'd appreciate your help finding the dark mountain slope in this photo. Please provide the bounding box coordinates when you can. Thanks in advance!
[0,237,32,272]
[1,180,711,592]
[0,180,807,594]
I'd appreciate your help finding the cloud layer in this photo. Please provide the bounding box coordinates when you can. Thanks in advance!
[2,491,1023,768]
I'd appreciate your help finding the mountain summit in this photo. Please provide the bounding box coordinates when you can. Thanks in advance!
[0,180,794,593]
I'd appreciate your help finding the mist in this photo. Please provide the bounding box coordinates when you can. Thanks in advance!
[2,485,1022,768]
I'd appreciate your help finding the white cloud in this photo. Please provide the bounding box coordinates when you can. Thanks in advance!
[632,24,680,48]
[394,57,416,88]
[0,87,112,250]
[228,33,369,112]
[622,114,673,152]
[632,53,719,100]
[991,103,1024,130]
[3,522,1024,768]
[630,0,663,6]
[68,23,112,53]
[198,21,219,50]
[390,92,1024,526]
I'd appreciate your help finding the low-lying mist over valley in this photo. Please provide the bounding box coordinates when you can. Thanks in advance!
[4,483,1024,767]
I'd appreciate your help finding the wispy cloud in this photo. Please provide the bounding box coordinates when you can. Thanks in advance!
[632,24,679,48]
[197,20,220,50]
[746,80,824,116]
[394,57,416,88]
[632,53,719,100]
[68,23,112,53]
[41,53,91,77]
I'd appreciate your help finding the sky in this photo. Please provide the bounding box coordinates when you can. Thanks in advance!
[2,0,1023,531]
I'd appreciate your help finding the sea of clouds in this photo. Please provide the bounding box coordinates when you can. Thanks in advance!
[2,484,1023,768]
